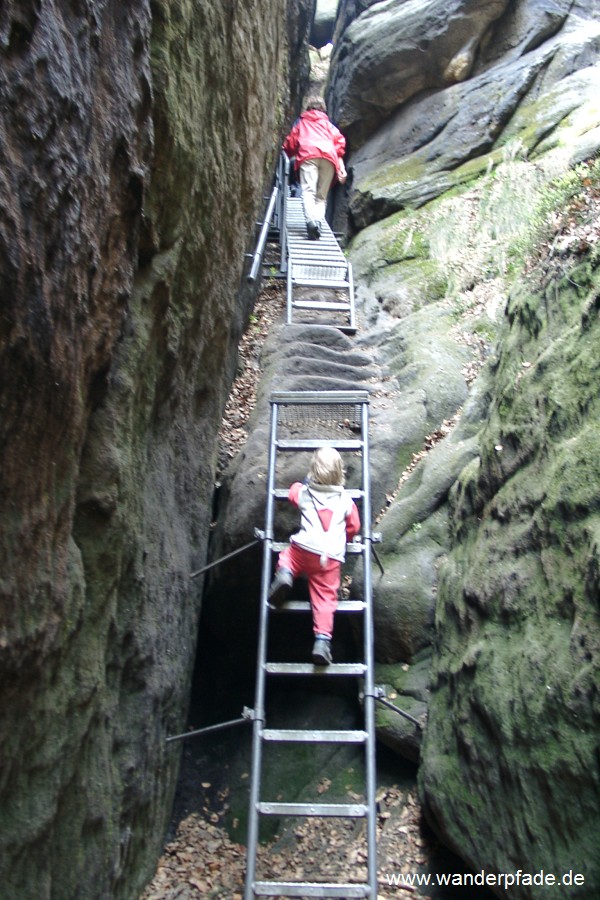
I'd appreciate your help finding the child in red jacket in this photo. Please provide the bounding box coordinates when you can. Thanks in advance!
[282,97,347,240]
[269,446,360,665]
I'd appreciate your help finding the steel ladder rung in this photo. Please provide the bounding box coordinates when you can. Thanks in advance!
[288,235,341,244]
[288,234,342,246]
[270,599,366,613]
[288,235,342,246]
[264,662,367,676]
[291,278,350,288]
[271,389,368,403]
[262,728,367,742]
[258,801,367,817]
[273,488,364,500]
[288,255,345,264]
[288,260,345,269]
[271,541,365,554]
[291,267,348,279]
[287,234,340,244]
[253,883,371,897]
[287,241,340,251]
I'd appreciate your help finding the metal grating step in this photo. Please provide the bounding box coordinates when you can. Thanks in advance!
[262,728,367,742]
[253,881,371,897]
[288,256,345,266]
[287,243,341,254]
[264,662,367,676]
[271,389,368,404]
[258,801,367,817]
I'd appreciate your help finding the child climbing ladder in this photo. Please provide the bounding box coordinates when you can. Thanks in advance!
[269,446,361,666]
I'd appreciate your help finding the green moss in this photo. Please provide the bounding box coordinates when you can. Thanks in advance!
[357,154,427,194]
[395,442,423,476]
[380,222,430,263]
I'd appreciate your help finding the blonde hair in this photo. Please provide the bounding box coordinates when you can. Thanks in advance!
[308,447,345,486]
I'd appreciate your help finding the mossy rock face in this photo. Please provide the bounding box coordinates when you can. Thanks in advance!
[375,655,431,762]
[420,245,600,892]
[368,427,480,667]
[0,2,312,897]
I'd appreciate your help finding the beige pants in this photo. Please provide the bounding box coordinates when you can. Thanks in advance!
[299,157,335,223]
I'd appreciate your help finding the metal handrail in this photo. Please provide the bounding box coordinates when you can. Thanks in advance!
[247,182,279,284]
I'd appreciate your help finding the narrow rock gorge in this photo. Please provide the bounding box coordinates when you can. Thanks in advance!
[1,0,599,898]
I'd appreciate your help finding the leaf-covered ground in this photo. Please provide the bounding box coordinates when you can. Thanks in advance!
[142,782,440,899]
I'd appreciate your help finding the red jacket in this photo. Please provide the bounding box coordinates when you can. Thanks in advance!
[283,109,346,173]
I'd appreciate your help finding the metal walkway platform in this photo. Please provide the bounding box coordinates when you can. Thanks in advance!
[285,197,356,333]
[244,390,377,899]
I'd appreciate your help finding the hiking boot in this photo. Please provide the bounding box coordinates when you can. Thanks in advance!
[306,219,320,240]
[268,567,293,607]
[312,635,332,666]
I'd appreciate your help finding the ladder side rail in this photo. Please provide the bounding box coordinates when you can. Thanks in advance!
[286,261,293,324]
[360,397,378,898]
[279,152,289,275]
[348,261,356,332]
[244,402,281,900]
[272,151,284,232]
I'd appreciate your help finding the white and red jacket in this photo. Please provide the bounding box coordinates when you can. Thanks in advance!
[287,481,360,563]
[282,109,346,174]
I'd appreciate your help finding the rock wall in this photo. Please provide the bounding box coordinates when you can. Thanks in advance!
[0,1,314,897]
[420,221,600,894]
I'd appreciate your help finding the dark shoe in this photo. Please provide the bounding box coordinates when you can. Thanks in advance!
[268,568,293,607]
[306,220,320,240]
[312,636,332,666]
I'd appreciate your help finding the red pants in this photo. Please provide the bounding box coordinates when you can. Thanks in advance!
[277,543,341,638]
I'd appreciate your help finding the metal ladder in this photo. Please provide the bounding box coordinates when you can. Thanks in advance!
[284,196,356,334]
[244,390,377,899]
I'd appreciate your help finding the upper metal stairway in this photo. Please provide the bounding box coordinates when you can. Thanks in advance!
[244,390,377,899]
[284,198,356,333]
[247,153,357,333]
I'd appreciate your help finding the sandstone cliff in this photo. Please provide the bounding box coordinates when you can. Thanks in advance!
[0,1,313,897]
